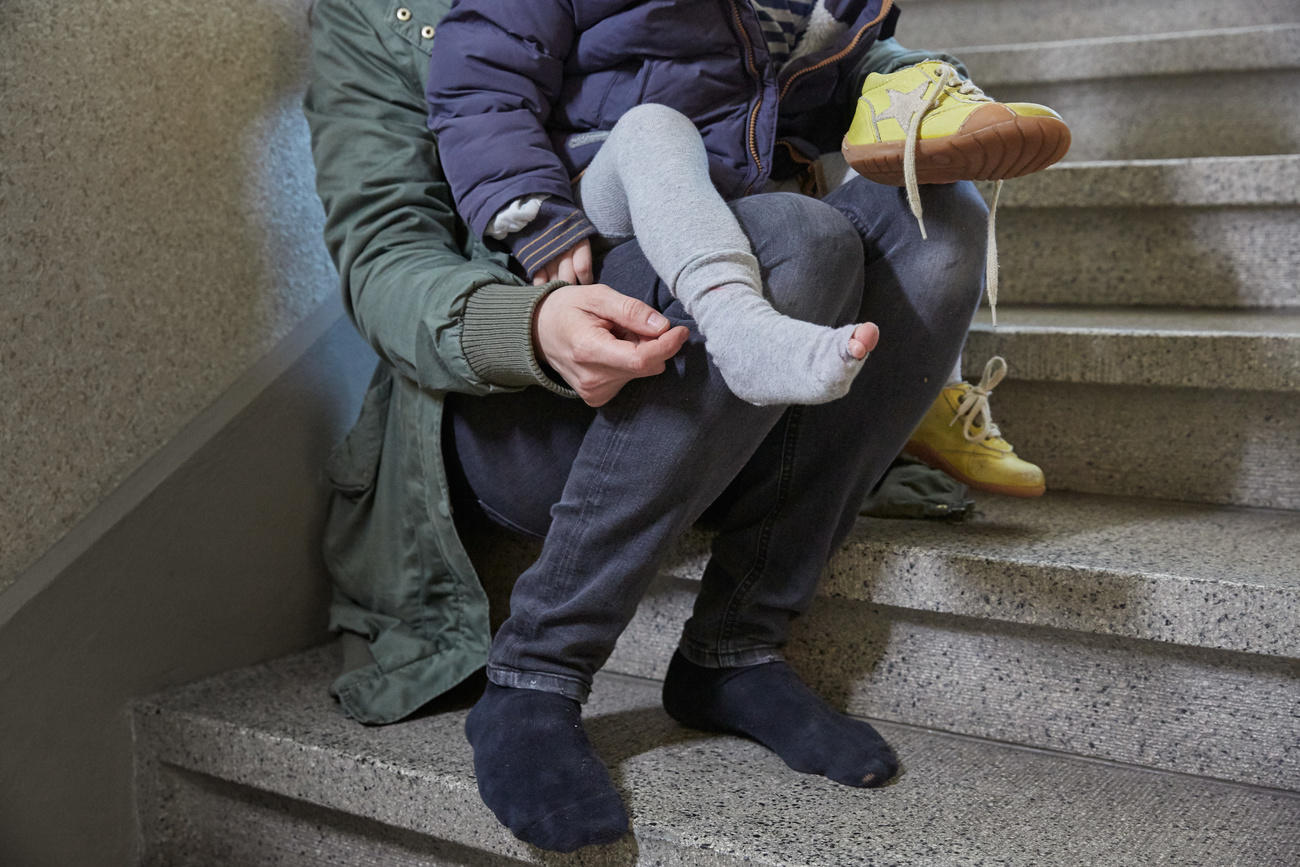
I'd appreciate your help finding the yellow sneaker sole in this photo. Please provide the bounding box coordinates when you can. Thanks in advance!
[843,104,1072,186]
[903,440,1047,499]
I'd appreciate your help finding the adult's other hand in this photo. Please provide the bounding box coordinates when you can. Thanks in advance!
[535,283,690,407]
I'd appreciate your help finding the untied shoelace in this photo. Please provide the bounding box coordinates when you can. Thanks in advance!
[902,62,1002,326]
[950,355,1007,443]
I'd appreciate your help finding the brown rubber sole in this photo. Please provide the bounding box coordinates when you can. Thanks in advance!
[843,107,1072,187]
[902,441,1047,499]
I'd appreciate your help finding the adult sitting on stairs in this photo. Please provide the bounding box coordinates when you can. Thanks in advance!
[303,0,1037,853]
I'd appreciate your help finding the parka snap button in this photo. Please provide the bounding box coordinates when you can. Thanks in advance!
[396,7,411,21]
[421,25,435,39]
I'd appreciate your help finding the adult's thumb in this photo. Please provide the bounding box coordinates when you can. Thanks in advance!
[590,285,670,337]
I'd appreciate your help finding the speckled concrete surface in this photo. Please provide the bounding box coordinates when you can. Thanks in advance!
[646,492,1300,658]
[964,307,1300,392]
[0,0,336,591]
[985,156,1300,308]
[136,648,1300,866]
[466,487,1300,783]
[957,380,1300,510]
[992,205,1299,308]
[997,155,1300,208]
[954,26,1300,161]
[606,575,1300,789]
[837,492,1300,657]
[991,69,1300,161]
[143,767,513,867]
[962,24,1300,84]
[901,0,1299,46]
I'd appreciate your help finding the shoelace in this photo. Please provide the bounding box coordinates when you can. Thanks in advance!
[949,355,1007,443]
[903,62,1002,326]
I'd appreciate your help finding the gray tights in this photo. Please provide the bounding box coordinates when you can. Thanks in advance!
[576,104,867,405]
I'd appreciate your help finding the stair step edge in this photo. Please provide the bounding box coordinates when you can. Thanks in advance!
[957,24,1300,84]
[993,154,1300,208]
[135,651,1300,867]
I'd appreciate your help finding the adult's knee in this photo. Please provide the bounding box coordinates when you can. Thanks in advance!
[731,193,865,326]
[908,181,989,306]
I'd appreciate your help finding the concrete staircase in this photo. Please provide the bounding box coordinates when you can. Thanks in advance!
[133,2,1300,864]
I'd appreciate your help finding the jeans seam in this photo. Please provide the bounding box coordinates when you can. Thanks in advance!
[717,406,802,650]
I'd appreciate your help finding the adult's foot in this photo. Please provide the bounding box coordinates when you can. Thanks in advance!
[465,683,629,852]
[661,651,899,787]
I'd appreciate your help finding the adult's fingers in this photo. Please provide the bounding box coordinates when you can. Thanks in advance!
[575,322,688,375]
[583,284,672,338]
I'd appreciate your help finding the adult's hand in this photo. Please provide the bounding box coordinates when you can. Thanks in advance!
[534,282,690,407]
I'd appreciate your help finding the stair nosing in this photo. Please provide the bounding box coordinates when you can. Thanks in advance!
[663,491,1300,659]
[952,23,1300,84]
[952,23,1300,56]
[959,308,1300,392]
[993,154,1300,208]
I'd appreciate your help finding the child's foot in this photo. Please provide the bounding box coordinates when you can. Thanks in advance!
[693,284,879,406]
[465,684,628,852]
[661,651,899,787]
[841,59,1070,187]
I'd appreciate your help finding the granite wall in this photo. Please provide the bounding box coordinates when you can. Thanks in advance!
[0,0,336,593]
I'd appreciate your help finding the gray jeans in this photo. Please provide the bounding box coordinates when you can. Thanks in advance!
[448,181,988,701]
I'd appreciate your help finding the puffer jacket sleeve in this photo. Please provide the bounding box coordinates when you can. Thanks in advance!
[304,0,574,396]
[425,0,587,243]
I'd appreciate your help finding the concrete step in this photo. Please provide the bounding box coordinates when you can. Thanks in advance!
[134,648,1300,866]
[965,307,1300,391]
[986,155,1300,308]
[464,492,1300,789]
[598,491,1300,790]
[958,306,1300,508]
[957,26,1300,161]
[899,0,1299,46]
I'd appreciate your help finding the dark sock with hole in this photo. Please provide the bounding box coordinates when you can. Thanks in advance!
[661,651,899,787]
[464,683,628,852]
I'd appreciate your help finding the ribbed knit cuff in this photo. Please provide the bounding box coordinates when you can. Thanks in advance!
[461,282,577,398]
[506,200,598,278]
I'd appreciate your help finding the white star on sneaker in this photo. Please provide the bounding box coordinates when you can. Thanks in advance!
[873,81,931,127]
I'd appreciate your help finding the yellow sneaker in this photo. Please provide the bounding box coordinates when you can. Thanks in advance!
[902,357,1046,498]
[842,61,1070,325]
[842,60,1071,188]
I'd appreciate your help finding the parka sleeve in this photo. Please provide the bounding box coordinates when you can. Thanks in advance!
[303,0,575,396]
[425,0,584,242]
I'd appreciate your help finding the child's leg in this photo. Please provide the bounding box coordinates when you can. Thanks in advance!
[578,104,876,406]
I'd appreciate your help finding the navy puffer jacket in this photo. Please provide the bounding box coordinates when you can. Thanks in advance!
[427,0,897,271]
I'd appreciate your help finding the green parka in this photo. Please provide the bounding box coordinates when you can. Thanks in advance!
[304,0,573,725]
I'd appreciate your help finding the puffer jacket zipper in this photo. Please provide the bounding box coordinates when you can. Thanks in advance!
[726,0,766,185]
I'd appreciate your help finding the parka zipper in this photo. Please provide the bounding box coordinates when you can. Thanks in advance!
[726,0,765,177]
[777,0,894,103]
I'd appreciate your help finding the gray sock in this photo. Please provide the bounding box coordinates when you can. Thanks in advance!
[675,263,866,406]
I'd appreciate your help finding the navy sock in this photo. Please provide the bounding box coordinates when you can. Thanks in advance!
[464,683,629,852]
[661,651,899,787]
